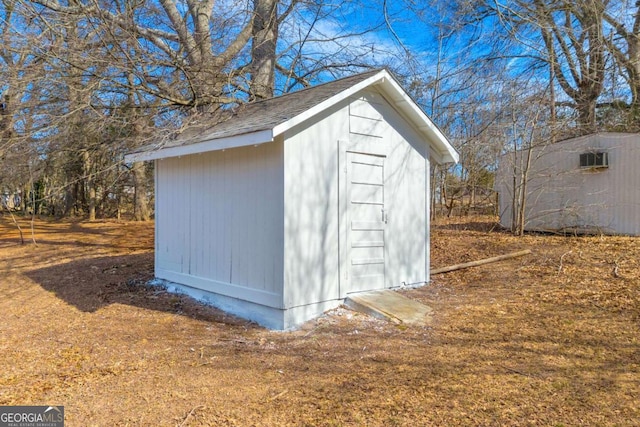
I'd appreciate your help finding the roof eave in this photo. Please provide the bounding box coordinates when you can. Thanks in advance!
[377,74,459,164]
[125,129,274,162]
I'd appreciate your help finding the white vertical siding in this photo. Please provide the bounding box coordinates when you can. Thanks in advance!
[496,133,640,235]
[283,88,430,308]
[603,134,640,235]
[349,94,385,138]
[373,95,428,288]
[155,142,285,307]
[283,103,346,308]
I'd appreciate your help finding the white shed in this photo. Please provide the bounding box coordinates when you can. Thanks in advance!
[127,69,459,329]
[496,132,640,235]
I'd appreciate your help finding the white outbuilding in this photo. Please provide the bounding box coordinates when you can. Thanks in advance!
[126,69,459,329]
[496,132,640,235]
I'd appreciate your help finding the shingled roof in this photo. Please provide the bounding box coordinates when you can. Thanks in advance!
[127,69,458,164]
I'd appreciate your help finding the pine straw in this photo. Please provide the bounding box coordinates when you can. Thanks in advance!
[0,214,638,426]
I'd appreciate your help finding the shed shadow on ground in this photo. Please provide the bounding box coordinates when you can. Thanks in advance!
[25,252,254,327]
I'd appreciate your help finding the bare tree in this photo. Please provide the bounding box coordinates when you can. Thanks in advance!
[28,0,304,108]
[4,0,396,221]
[533,0,607,131]
[603,1,640,126]
[0,0,50,214]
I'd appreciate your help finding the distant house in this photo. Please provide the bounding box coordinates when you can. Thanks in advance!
[496,132,640,235]
[1,190,20,210]
[126,69,459,329]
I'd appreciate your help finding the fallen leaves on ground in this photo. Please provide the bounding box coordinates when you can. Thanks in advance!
[1,215,638,426]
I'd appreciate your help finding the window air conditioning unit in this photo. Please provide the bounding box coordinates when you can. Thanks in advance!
[580,152,608,169]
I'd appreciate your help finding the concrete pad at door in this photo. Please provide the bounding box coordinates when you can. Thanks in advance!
[345,290,433,326]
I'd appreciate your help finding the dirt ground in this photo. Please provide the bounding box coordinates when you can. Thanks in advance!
[1,215,639,426]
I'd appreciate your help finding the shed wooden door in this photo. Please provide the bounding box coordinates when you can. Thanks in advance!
[344,152,387,294]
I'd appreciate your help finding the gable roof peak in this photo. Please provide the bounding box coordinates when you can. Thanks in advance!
[126,68,458,164]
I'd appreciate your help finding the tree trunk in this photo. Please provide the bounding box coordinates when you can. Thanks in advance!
[21,187,28,213]
[132,161,150,221]
[251,0,277,100]
[63,183,74,217]
[88,185,96,220]
[0,91,13,141]
[576,96,598,133]
[511,162,518,234]
[430,164,437,220]
[516,143,534,236]
[82,150,96,221]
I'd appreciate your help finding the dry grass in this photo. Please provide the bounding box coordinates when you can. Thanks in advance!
[0,214,638,426]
